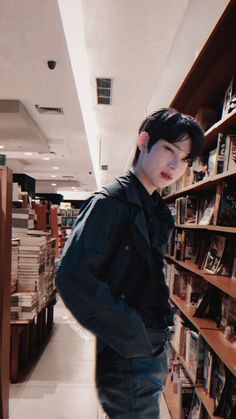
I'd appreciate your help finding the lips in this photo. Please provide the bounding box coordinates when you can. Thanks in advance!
[161,171,173,180]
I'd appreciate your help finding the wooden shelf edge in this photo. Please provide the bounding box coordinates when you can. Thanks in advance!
[175,224,236,234]
[165,255,236,299]
[163,170,236,201]
[195,387,223,419]
[204,109,236,142]
[164,374,180,419]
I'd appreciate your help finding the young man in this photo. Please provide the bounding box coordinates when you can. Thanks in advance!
[56,108,204,418]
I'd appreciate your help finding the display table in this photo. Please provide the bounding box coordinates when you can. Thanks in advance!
[10,294,56,383]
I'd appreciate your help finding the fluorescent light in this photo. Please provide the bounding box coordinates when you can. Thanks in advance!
[51,183,57,186]
[43,157,50,161]
[0,145,4,149]
[24,152,33,156]
[51,175,57,178]
[52,166,59,169]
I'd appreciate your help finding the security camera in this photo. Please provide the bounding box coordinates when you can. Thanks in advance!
[47,60,56,70]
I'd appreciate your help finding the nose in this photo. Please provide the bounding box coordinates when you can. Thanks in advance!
[168,155,179,170]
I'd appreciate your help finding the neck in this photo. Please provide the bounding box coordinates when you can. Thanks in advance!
[130,166,157,195]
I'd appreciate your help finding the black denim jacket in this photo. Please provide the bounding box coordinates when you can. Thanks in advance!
[56,172,173,358]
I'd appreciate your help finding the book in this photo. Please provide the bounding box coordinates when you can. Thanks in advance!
[212,359,227,416]
[207,148,217,177]
[215,133,231,174]
[185,195,199,224]
[218,179,236,227]
[222,78,234,118]
[232,256,236,280]
[202,235,226,274]
[227,134,236,172]
[184,230,199,263]
[198,197,215,225]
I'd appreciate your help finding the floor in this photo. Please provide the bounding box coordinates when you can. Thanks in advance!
[9,297,172,419]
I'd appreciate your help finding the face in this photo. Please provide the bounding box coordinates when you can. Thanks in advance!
[133,133,191,193]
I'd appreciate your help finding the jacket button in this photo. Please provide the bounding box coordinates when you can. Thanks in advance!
[120,294,126,299]
[124,245,130,251]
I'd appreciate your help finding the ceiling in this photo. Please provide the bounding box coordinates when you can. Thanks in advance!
[0,0,230,199]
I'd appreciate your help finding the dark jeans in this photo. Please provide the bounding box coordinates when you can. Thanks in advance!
[96,329,170,419]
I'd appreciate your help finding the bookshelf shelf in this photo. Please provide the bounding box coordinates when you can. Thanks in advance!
[195,387,223,419]
[170,294,219,331]
[171,294,236,378]
[164,170,236,202]
[175,224,236,234]
[166,255,236,299]
[204,109,236,149]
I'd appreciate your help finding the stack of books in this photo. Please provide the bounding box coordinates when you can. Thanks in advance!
[45,238,57,299]
[17,235,47,308]
[11,238,20,293]
[10,291,38,321]
[12,208,35,237]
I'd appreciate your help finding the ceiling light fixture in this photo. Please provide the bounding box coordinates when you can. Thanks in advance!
[51,183,57,186]
[51,175,56,178]
[0,145,4,149]
[24,152,33,155]
[52,166,59,169]
[43,157,50,161]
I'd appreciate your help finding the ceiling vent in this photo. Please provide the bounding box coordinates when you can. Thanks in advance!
[101,164,109,171]
[35,105,64,115]
[96,78,112,105]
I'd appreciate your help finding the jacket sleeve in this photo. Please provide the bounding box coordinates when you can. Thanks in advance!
[56,195,153,358]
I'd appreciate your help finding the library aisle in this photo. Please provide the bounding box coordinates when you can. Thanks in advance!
[9,297,171,419]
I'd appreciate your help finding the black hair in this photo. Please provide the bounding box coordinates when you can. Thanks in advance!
[132,108,204,166]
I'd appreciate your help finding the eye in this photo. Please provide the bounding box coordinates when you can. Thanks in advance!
[164,145,174,153]
[182,157,192,165]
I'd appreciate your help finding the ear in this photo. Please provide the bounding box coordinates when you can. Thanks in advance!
[137,131,149,152]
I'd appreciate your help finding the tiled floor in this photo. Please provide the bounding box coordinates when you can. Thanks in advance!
[9,298,171,418]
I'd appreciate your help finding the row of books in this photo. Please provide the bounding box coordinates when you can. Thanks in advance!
[207,133,236,177]
[164,263,206,307]
[173,178,236,226]
[167,230,236,278]
[169,316,236,417]
[60,208,80,217]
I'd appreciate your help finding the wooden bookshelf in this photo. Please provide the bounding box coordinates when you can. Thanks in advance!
[164,170,236,202]
[166,255,236,299]
[175,224,236,234]
[0,167,12,419]
[163,1,236,416]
